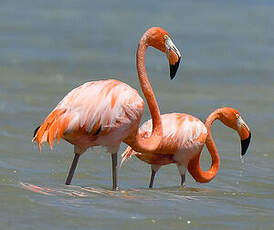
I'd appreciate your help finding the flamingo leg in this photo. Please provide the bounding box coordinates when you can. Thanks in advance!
[149,165,160,188]
[65,153,80,185]
[149,169,157,188]
[111,153,118,190]
[180,174,186,186]
[176,164,186,186]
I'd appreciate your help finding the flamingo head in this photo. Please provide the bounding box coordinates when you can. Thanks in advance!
[145,27,182,79]
[218,107,251,156]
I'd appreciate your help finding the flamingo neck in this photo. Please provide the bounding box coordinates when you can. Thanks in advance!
[124,35,162,153]
[188,111,220,183]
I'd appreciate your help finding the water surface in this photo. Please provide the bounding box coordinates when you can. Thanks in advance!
[0,1,273,229]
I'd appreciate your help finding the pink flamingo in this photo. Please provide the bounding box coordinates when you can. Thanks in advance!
[121,107,251,188]
[32,27,181,190]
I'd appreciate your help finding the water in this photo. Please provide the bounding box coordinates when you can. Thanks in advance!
[0,0,273,229]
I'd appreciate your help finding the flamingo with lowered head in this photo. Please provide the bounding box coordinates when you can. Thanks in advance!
[121,107,251,188]
[32,27,181,190]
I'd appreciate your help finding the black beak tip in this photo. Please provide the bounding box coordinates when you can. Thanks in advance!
[241,132,251,156]
[170,57,181,80]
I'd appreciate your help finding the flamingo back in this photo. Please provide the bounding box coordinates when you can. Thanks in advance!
[33,79,144,153]
[121,113,207,166]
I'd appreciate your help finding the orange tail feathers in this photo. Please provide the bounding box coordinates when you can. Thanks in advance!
[32,109,67,151]
[120,146,137,167]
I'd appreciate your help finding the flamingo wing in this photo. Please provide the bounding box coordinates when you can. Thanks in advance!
[121,113,207,165]
[33,79,144,151]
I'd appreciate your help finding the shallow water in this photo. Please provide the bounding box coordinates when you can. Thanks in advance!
[0,0,274,229]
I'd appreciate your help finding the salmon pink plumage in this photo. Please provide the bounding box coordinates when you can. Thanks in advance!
[32,27,182,190]
[121,107,251,188]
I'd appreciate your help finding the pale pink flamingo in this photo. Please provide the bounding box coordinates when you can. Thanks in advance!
[32,27,181,190]
[121,107,251,188]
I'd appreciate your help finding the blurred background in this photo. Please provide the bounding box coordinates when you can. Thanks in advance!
[0,0,273,229]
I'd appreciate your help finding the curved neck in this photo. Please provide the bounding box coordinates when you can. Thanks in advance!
[124,36,162,153]
[187,111,220,183]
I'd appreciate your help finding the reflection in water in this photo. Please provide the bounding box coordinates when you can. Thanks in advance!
[21,182,199,200]
[20,182,227,201]
[21,182,274,202]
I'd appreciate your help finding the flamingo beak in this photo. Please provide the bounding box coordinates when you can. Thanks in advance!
[237,115,251,156]
[165,37,182,80]
[241,133,251,156]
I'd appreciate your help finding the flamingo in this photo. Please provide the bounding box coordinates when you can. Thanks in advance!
[32,27,182,190]
[121,107,251,188]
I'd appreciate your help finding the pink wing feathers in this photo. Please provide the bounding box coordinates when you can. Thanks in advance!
[121,113,207,165]
[33,79,144,152]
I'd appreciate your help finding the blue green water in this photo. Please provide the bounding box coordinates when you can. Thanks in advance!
[0,1,273,229]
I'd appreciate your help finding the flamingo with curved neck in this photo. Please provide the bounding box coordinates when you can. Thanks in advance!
[187,107,251,182]
[32,27,181,190]
[121,107,251,188]
[124,28,181,153]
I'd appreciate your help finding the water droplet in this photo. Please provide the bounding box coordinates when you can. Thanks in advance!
[240,157,245,164]
[56,74,64,81]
